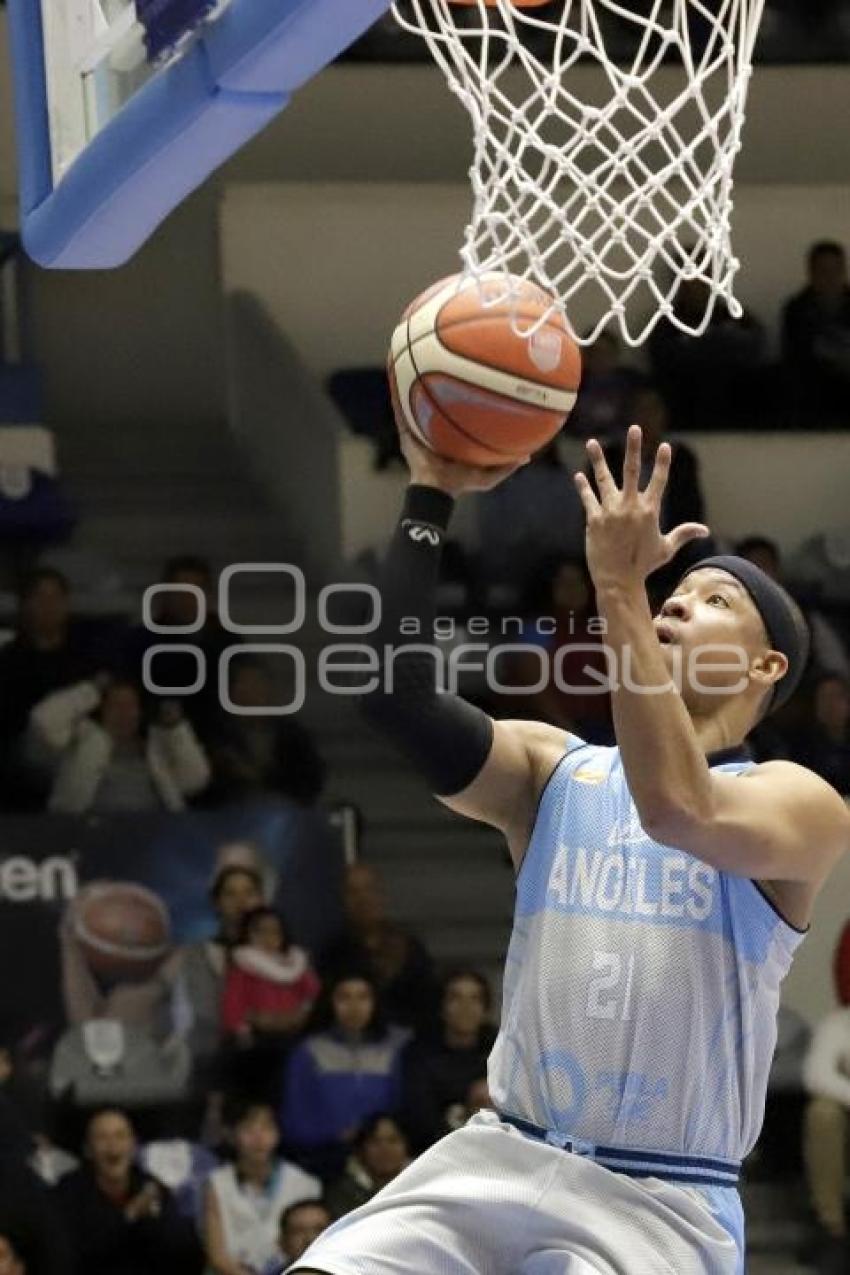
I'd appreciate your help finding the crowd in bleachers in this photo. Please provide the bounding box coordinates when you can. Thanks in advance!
[0,849,499,1275]
[0,555,326,816]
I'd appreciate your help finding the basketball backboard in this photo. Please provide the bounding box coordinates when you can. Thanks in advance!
[6,0,391,268]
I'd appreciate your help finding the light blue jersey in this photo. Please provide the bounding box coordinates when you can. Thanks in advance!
[489,737,806,1168]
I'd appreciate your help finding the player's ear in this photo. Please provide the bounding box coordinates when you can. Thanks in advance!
[750,648,787,693]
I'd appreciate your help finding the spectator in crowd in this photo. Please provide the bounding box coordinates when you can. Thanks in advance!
[0,1030,41,1163]
[278,1199,332,1271]
[320,863,438,1031]
[207,657,326,807]
[203,1100,320,1275]
[782,240,850,423]
[790,673,850,796]
[648,277,764,429]
[324,1115,412,1219]
[28,677,210,813]
[474,441,586,601]
[169,852,268,1088]
[802,949,850,1273]
[566,329,642,442]
[791,529,850,617]
[280,972,408,1177]
[736,535,849,678]
[402,970,498,1152]
[0,568,100,808]
[124,555,231,741]
[223,908,321,1043]
[497,555,612,742]
[0,1233,25,1275]
[0,1024,77,1187]
[54,1107,203,1275]
[222,906,321,1101]
[0,1156,71,1275]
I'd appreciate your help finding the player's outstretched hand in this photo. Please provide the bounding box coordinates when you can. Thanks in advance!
[574,424,710,589]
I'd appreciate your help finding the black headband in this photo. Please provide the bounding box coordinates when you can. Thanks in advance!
[678,555,810,713]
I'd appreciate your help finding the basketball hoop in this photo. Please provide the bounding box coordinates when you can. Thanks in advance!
[392,0,766,346]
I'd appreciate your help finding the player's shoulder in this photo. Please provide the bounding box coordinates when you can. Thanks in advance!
[743,758,850,826]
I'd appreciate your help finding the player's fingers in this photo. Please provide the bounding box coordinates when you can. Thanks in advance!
[585,438,618,504]
[645,441,673,505]
[621,424,642,499]
[665,523,711,557]
[573,471,601,518]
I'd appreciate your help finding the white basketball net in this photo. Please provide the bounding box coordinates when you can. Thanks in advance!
[391,0,765,346]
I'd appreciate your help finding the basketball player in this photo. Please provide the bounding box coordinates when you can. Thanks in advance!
[292,424,850,1275]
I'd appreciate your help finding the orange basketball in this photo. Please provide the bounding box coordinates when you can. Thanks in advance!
[388,272,582,467]
[71,881,171,983]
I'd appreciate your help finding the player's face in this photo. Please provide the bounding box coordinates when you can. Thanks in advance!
[282,1204,331,1261]
[332,978,375,1034]
[87,1111,135,1179]
[655,569,771,706]
[234,1108,279,1164]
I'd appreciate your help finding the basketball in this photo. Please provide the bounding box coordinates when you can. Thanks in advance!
[388,273,582,467]
[71,881,172,984]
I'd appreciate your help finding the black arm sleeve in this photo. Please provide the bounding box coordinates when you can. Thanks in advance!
[361,484,494,796]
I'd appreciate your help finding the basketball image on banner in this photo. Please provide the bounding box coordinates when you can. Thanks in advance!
[69,881,172,984]
[388,273,582,466]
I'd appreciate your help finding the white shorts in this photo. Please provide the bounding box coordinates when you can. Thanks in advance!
[289,1110,744,1275]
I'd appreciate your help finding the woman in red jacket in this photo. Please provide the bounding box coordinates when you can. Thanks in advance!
[221,907,320,1102]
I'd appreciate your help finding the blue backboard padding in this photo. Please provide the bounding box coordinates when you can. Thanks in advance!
[205,0,391,94]
[7,0,392,268]
[23,43,285,269]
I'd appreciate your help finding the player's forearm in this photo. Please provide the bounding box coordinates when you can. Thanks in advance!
[360,484,493,796]
[596,581,714,837]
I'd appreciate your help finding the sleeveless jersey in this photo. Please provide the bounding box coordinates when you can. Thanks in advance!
[488,739,806,1163]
